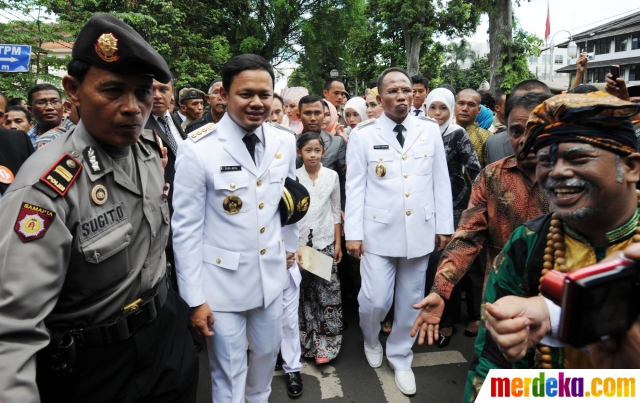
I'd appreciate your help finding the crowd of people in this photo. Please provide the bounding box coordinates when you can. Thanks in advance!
[1,13,640,403]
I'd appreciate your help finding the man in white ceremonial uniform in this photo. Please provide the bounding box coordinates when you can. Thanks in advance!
[172,54,299,403]
[345,68,454,396]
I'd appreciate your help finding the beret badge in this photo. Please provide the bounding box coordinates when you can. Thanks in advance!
[94,33,120,62]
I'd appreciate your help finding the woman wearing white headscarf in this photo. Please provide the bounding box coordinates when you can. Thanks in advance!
[424,88,482,348]
[343,97,367,130]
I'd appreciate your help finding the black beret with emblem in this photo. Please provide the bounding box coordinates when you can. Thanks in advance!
[72,13,171,83]
[280,177,310,227]
[179,88,206,102]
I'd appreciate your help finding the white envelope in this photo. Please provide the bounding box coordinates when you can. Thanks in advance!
[297,245,334,281]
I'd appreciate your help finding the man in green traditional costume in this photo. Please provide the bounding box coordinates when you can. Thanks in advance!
[463,92,640,402]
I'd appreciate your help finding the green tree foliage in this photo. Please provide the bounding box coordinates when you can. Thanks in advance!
[498,25,541,93]
[50,0,232,91]
[0,0,73,98]
[367,0,484,75]
[288,0,361,95]
[437,56,491,93]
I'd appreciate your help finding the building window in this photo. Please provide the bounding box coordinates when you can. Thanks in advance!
[588,67,608,83]
[579,42,588,54]
[633,32,640,50]
[594,38,610,55]
[529,55,538,64]
[631,65,639,81]
[615,35,628,52]
[554,55,563,64]
[541,54,551,64]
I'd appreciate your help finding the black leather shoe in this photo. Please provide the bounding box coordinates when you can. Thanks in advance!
[274,352,284,371]
[438,327,455,348]
[286,372,304,398]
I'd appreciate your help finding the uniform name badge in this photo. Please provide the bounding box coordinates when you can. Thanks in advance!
[223,195,243,214]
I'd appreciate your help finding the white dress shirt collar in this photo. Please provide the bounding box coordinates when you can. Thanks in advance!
[379,111,410,133]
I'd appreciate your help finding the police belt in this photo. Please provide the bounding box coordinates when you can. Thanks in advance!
[69,275,168,346]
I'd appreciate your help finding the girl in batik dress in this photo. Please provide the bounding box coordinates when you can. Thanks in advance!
[295,131,344,365]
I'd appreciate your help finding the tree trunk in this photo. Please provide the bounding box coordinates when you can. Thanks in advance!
[488,0,512,96]
[402,23,421,76]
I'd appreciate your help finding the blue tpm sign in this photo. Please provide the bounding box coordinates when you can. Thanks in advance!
[0,44,32,73]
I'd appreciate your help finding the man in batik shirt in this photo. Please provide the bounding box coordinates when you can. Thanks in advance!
[413,92,551,340]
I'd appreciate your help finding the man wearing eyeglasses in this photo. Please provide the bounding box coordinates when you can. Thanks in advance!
[185,78,227,134]
[26,83,69,150]
[344,67,454,396]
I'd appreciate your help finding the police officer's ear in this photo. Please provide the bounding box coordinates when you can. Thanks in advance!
[62,75,82,110]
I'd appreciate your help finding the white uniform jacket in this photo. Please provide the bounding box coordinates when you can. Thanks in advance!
[345,113,454,259]
[172,115,298,312]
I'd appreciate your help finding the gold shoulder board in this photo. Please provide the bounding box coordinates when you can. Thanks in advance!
[356,118,376,128]
[418,115,437,123]
[189,123,217,142]
[267,121,295,135]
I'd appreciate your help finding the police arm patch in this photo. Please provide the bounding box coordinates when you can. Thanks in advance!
[40,153,82,197]
[14,202,56,242]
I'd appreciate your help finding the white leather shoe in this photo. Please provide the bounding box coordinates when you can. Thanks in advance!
[363,341,383,368]
[394,369,416,395]
[388,361,416,395]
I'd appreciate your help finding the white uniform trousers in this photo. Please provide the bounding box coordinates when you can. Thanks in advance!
[358,252,429,370]
[206,293,283,403]
[281,263,303,373]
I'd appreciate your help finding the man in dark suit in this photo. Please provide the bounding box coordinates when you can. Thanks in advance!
[145,78,187,289]
[0,128,34,197]
[297,95,346,209]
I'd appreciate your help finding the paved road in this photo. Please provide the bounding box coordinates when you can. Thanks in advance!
[195,298,477,403]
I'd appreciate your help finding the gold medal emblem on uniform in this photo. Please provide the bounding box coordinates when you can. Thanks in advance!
[91,184,108,205]
[223,195,243,214]
[94,33,120,62]
[297,196,310,212]
[275,152,282,159]
[375,162,386,177]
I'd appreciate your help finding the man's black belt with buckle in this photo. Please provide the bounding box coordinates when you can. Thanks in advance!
[70,275,169,346]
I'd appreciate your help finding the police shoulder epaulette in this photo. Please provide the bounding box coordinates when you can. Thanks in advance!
[418,115,437,123]
[39,152,83,197]
[356,118,375,128]
[267,121,295,135]
[188,123,216,142]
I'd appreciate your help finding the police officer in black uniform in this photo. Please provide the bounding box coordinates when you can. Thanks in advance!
[0,14,198,403]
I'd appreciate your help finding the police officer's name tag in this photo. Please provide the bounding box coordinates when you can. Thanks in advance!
[220,166,242,172]
[80,202,128,242]
[374,145,389,149]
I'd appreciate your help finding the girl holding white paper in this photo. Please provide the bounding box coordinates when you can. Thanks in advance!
[296,131,344,365]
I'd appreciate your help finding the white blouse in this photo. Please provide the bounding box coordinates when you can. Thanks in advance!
[296,165,341,250]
